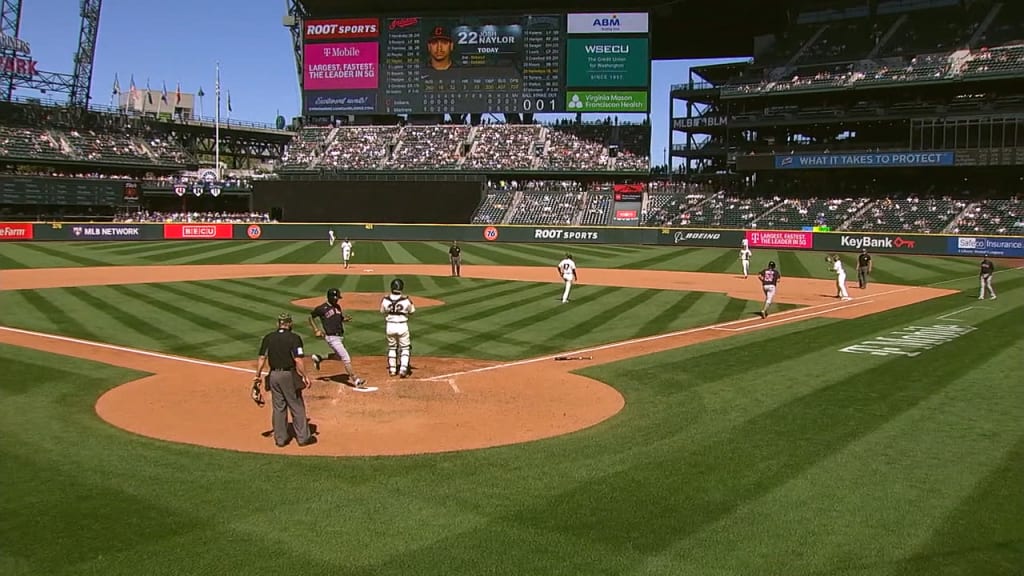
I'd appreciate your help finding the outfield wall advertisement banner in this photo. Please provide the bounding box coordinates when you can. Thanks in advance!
[0,222,33,240]
[774,151,955,169]
[69,224,144,240]
[745,230,813,249]
[164,223,233,240]
[814,232,949,255]
[949,236,1024,257]
[660,229,744,247]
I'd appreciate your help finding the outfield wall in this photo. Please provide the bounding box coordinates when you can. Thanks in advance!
[3,221,1023,258]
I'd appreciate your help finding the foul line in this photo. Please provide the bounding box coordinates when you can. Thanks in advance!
[0,266,1016,382]
[713,300,873,331]
[0,325,254,375]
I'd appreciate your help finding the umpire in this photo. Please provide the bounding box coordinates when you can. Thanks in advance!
[449,240,462,277]
[857,247,873,289]
[253,313,316,447]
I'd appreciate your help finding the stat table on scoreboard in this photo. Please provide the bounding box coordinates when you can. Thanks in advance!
[382,15,563,114]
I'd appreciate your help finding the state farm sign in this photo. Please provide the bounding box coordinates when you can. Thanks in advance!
[0,222,33,240]
[304,18,380,40]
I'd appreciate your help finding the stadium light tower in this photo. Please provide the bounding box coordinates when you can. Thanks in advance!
[283,0,307,100]
[0,0,102,108]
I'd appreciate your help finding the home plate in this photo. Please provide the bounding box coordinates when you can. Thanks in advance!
[352,386,379,393]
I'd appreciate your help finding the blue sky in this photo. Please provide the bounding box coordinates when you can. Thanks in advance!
[15,0,748,166]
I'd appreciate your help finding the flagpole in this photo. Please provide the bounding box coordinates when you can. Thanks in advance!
[215,61,221,180]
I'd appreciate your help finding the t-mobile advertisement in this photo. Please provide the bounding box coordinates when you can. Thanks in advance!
[304,42,379,90]
[745,230,813,249]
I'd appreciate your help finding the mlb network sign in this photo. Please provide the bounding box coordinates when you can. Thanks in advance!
[567,13,649,34]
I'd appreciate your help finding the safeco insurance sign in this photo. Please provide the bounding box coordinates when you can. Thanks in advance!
[566,38,649,88]
[566,91,648,112]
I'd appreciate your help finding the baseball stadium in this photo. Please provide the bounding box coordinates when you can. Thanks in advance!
[1,0,1022,574]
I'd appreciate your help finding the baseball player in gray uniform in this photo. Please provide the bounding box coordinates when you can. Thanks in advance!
[381,278,416,377]
[309,288,367,388]
[758,260,781,318]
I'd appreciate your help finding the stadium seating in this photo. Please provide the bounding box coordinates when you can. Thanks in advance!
[388,125,470,169]
[579,193,613,226]
[507,191,584,225]
[755,196,873,230]
[0,125,65,161]
[975,1,1024,46]
[842,195,967,234]
[464,125,542,170]
[279,126,332,168]
[470,190,515,224]
[541,127,609,171]
[950,196,1023,235]
[321,126,399,170]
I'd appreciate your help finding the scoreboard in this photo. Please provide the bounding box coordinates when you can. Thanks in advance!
[302,12,649,115]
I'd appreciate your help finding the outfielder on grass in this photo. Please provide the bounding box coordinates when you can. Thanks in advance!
[309,288,367,388]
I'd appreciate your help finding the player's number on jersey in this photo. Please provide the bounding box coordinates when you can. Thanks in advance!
[562,264,571,272]
[386,301,405,314]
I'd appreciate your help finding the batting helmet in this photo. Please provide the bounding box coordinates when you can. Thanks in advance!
[326,288,341,304]
[768,261,776,269]
[390,278,404,293]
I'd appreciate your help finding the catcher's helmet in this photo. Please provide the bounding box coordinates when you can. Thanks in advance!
[390,278,404,293]
[768,260,776,269]
[326,288,341,304]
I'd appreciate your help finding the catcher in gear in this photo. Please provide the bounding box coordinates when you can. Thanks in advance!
[380,278,416,377]
[309,288,367,388]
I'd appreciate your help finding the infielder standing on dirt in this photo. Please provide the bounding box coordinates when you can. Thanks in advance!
[340,238,353,269]
[979,254,996,299]
[828,254,852,300]
[381,278,416,377]
[740,243,753,278]
[557,253,577,303]
[758,260,780,318]
[309,288,367,388]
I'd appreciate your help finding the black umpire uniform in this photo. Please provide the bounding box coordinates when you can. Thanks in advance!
[254,313,316,447]
[857,248,872,288]
[449,241,462,277]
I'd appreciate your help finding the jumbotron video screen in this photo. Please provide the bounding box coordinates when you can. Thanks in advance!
[302,12,650,115]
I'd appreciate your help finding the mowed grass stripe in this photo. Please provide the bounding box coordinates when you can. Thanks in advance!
[184,241,283,265]
[884,255,962,280]
[146,283,268,324]
[715,296,757,323]
[697,248,740,273]
[460,242,550,266]
[0,249,29,269]
[16,243,111,267]
[548,288,662,342]
[634,291,708,336]
[15,289,101,341]
[399,241,449,265]
[776,250,810,278]
[105,284,256,350]
[61,286,185,351]
[507,310,1020,557]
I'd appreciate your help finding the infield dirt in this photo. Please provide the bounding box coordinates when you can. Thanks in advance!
[0,264,954,456]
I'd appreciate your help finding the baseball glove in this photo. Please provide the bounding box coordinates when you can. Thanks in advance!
[251,379,265,406]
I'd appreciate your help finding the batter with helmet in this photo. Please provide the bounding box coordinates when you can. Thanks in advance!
[309,288,367,388]
[758,260,781,318]
[380,278,416,377]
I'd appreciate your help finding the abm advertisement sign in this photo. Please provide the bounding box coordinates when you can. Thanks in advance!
[775,151,955,169]
[304,42,379,90]
[566,37,649,88]
[567,13,649,34]
[949,236,1024,258]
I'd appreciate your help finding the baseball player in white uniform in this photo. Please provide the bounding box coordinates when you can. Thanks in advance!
[829,254,852,300]
[328,229,336,246]
[740,244,753,278]
[380,278,416,377]
[557,253,577,303]
[340,238,354,269]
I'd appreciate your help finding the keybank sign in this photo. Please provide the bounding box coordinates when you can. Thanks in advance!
[567,13,649,34]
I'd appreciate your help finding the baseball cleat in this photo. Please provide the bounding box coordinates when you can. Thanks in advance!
[311,354,322,370]
[399,370,408,378]
[353,377,367,388]
[990,295,997,300]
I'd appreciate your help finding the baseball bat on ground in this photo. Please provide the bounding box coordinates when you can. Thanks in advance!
[554,355,593,361]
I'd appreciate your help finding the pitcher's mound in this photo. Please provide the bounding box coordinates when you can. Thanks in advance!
[291,293,446,310]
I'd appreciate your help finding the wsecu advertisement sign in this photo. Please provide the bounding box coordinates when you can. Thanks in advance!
[948,236,1024,258]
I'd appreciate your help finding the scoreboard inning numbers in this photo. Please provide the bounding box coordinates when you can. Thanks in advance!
[302,12,650,115]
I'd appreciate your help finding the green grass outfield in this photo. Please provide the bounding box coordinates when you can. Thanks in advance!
[0,241,1021,575]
